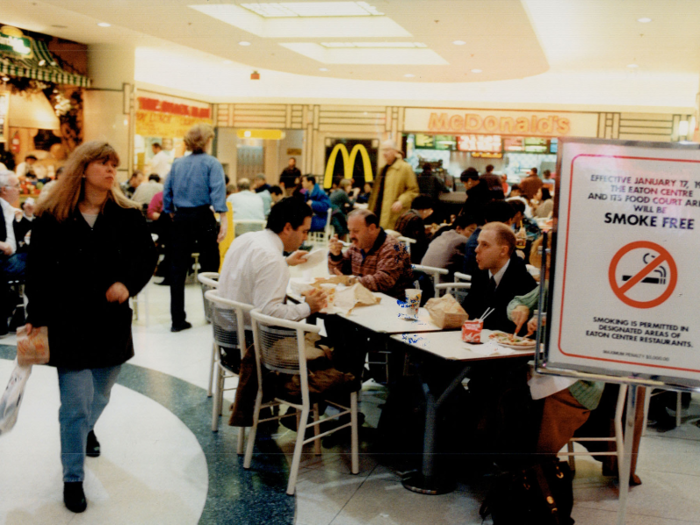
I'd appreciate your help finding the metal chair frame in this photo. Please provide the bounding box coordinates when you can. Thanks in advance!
[244,310,359,495]
[198,272,220,396]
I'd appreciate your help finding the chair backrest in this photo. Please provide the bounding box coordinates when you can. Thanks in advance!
[250,310,321,404]
[435,282,472,299]
[198,272,220,323]
[453,272,472,282]
[205,290,254,369]
[397,235,416,255]
[234,220,266,237]
[412,264,448,285]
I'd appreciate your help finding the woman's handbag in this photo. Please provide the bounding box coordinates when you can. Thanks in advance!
[16,326,49,366]
[479,459,575,525]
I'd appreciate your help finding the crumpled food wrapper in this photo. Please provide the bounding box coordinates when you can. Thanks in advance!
[309,278,380,315]
[425,293,468,329]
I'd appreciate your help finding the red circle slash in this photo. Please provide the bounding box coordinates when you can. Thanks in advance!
[608,241,677,309]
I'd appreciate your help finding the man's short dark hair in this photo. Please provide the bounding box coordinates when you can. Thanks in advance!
[460,167,479,182]
[25,155,37,161]
[152,143,162,149]
[509,199,526,215]
[148,174,161,182]
[485,164,494,173]
[531,167,538,175]
[454,213,477,230]
[269,185,283,196]
[412,195,433,211]
[484,200,515,224]
[302,174,316,185]
[266,197,313,234]
[348,208,379,228]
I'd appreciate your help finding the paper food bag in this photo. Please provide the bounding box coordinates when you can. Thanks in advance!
[16,326,49,367]
[425,293,468,329]
[310,278,380,314]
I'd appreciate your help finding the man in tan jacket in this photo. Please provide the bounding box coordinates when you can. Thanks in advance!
[368,139,419,229]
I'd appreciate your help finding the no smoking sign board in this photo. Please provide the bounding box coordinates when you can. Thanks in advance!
[543,139,700,387]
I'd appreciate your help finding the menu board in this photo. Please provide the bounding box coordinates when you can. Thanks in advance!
[456,134,502,153]
[415,133,434,148]
[434,135,456,151]
[524,138,548,153]
[542,138,700,388]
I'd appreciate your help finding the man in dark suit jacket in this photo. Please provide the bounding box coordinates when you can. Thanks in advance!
[462,222,537,334]
[0,171,32,335]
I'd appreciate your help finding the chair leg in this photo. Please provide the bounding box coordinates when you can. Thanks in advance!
[211,366,221,432]
[244,391,264,469]
[566,441,575,473]
[676,391,682,427]
[237,426,246,455]
[207,343,217,398]
[313,404,321,456]
[287,406,311,496]
[350,392,359,475]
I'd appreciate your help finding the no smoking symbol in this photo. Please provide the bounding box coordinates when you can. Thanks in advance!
[608,241,677,309]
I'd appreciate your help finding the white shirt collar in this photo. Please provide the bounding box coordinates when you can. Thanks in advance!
[489,258,511,287]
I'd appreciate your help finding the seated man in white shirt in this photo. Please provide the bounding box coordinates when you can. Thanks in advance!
[219,196,326,321]
[226,178,265,222]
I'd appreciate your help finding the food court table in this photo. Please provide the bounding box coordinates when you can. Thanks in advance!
[390,330,535,495]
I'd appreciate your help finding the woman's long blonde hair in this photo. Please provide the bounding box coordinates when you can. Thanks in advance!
[36,141,139,221]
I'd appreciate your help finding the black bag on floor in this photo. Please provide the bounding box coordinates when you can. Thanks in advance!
[479,460,575,525]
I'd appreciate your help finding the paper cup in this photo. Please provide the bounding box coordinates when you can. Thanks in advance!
[462,319,483,343]
[405,289,422,318]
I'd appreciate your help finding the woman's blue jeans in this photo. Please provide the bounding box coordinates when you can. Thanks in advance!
[57,365,121,482]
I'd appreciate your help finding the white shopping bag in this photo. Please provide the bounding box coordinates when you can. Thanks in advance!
[0,360,33,436]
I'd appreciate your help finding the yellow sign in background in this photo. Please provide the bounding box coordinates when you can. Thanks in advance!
[136,110,212,138]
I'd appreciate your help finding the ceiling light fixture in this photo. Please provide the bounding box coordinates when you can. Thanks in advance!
[97,22,111,27]
[637,17,652,23]
[223,59,233,64]
[627,63,639,68]
[453,40,466,45]
[471,68,482,73]
[404,73,415,77]
[239,41,251,46]
[319,67,329,71]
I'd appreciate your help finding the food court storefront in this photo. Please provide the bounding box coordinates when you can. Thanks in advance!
[214,102,694,189]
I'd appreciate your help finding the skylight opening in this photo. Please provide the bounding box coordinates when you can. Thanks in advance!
[321,42,427,48]
[241,2,384,18]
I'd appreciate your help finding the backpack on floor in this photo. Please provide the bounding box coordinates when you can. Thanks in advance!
[479,459,575,525]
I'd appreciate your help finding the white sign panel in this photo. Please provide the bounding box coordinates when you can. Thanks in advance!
[546,138,700,386]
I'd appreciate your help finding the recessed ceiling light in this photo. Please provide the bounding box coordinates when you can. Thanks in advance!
[97,22,111,27]
[404,73,415,77]
[223,59,233,64]
[319,67,329,71]
[471,68,482,73]
[238,41,251,46]
[637,17,652,23]
[453,40,466,45]
[627,63,639,68]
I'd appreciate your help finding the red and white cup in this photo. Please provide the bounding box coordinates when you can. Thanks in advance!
[462,319,483,343]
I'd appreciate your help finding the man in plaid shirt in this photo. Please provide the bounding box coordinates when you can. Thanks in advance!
[328,209,413,300]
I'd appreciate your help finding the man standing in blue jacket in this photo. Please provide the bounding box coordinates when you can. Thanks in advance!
[301,175,331,232]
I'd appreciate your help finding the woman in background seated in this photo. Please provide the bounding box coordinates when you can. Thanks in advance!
[532,187,553,218]
[25,141,157,513]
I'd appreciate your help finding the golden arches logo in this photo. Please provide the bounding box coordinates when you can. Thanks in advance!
[323,143,374,188]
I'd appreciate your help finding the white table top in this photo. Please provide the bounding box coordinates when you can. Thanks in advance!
[390,329,536,362]
[336,292,445,334]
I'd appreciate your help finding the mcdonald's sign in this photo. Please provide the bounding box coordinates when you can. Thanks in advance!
[323,143,374,188]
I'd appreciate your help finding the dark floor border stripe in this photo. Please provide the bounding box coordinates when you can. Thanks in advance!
[0,345,295,525]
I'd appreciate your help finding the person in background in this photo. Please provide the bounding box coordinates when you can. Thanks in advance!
[368,139,419,230]
[519,167,543,201]
[226,183,236,197]
[0,171,32,336]
[508,183,523,198]
[24,141,157,513]
[301,174,331,232]
[279,157,301,195]
[328,209,413,300]
[269,185,284,205]
[253,173,272,216]
[121,170,145,199]
[460,167,492,223]
[532,187,554,218]
[394,195,434,264]
[38,166,63,205]
[132,174,164,208]
[149,143,171,180]
[462,200,515,277]
[500,174,510,196]
[541,169,556,193]
[461,222,537,334]
[421,213,477,277]
[356,181,373,204]
[21,197,36,221]
[480,164,503,196]
[417,162,448,203]
[163,123,227,332]
[147,190,172,286]
[330,178,357,216]
[509,199,540,243]
[226,178,265,221]
[16,155,38,180]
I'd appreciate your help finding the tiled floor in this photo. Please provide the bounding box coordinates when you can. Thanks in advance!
[1,279,700,524]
